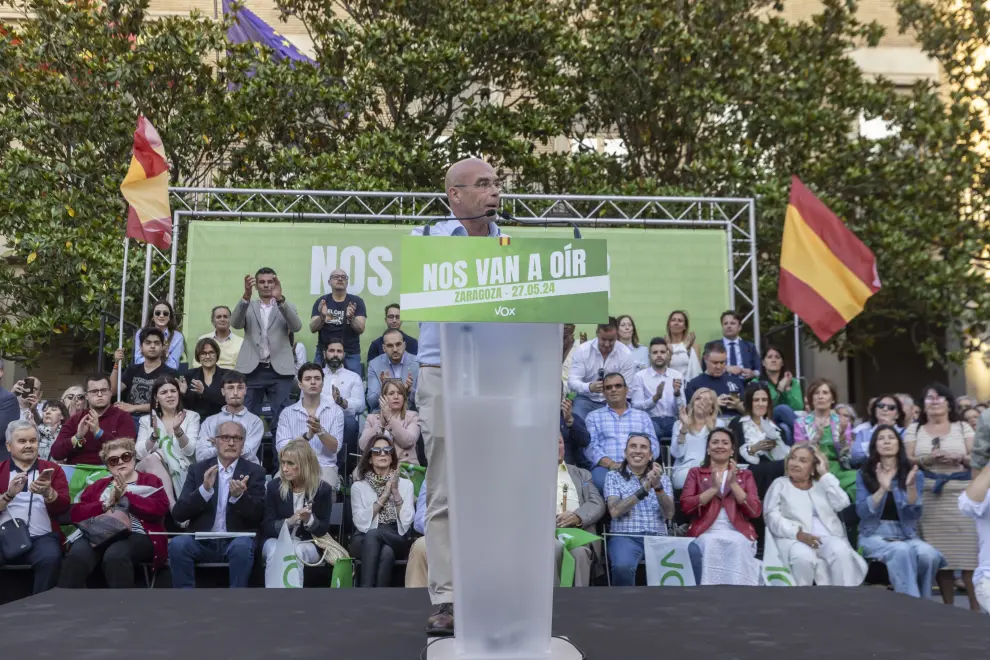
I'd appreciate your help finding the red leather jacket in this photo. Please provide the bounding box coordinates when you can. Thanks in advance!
[681,466,761,541]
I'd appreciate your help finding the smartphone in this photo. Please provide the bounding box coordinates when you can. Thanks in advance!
[18,378,34,395]
[39,468,55,480]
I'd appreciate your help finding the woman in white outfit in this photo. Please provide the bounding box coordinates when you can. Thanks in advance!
[959,463,990,613]
[262,440,334,587]
[136,374,200,508]
[664,310,701,380]
[764,445,867,586]
[733,382,788,496]
[670,387,723,490]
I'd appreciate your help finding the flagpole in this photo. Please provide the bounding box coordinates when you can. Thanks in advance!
[793,314,802,380]
[117,237,130,402]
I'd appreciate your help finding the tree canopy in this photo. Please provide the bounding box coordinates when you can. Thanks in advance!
[0,0,987,366]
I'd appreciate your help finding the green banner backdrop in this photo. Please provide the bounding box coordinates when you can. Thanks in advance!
[182,222,731,363]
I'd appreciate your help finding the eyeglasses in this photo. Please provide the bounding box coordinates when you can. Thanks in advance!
[87,388,110,395]
[875,402,897,411]
[452,179,504,191]
[106,452,134,468]
[153,310,170,317]
[217,435,245,444]
[330,274,349,281]
[603,383,625,391]
[370,447,393,456]
[199,351,217,358]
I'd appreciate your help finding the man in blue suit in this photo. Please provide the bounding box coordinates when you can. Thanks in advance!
[719,310,761,379]
[0,360,20,462]
[169,419,266,588]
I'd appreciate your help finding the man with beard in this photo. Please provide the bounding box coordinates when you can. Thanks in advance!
[51,374,136,465]
[321,341,364,461]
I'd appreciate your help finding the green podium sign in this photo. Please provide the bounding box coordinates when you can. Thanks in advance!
[399,236,609,322]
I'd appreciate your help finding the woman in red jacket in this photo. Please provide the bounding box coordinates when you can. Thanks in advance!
[681,427,762,585]
[59,438,169,588]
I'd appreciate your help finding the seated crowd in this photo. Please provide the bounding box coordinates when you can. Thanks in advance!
[2,279,990,616]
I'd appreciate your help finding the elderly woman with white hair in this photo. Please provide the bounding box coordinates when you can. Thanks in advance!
[763,445,867,586]
[262,439,335,587]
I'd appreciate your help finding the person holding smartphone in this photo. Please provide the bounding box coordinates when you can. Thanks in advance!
[604,433,674,586]
[0,420,70,594]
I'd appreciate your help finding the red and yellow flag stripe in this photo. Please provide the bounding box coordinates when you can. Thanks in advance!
[778,177,881,342]
[121,116,172,250]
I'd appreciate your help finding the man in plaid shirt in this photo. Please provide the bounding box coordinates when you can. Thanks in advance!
[604,433,674,586]
[585,373,659,494]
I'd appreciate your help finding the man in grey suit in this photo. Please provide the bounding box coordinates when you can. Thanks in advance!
[554,433,605,587]
[366,328,420,413]
[231,267,302,441]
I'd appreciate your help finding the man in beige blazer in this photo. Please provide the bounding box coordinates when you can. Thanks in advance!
[554,434,605,587]
[231,267,302,444]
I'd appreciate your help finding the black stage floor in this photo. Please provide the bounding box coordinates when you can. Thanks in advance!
[2,586,986,659]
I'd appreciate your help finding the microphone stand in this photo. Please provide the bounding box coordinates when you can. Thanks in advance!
[497,210,583,239]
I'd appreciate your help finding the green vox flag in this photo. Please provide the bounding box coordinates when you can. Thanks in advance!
[555,527,601,588]
[331,557,353,588]
[400,236,609,323]
[400,462,426,498]
[62,464,111,503]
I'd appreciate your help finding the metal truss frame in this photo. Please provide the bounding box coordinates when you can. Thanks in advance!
[134,189,760,345]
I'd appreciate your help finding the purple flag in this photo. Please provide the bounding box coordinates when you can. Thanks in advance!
[223,0,314,65]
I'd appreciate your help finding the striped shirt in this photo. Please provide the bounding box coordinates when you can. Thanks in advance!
[410,218,501,365]
[604,469,672,535]
[275,398,344,467]
[585,405,659,468]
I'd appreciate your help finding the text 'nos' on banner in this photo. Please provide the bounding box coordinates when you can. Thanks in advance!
[399,236,610,323]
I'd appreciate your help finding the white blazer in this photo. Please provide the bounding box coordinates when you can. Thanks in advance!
[738,416,789,464]
[351,477,415,535]
[764,473,867,586]
[136,411,201,461]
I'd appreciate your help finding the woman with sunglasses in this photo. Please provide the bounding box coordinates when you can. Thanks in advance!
[349,434,415,587]
[133,301,185,370]
[850,394,905,468]
[59,438,169,589]
[60,385,88,418]
[904,382,979,609]
[856,425,944,598]
[136,375,200,508]
[262,439,334,587]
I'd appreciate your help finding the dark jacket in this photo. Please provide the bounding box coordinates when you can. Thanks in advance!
[172,457,266,533]
[262,478,334,541]
[0,389,19,462]
[366,331,419,365]
[182,367,230,419]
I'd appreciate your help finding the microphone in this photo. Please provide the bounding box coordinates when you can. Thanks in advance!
[422,209,496,236]
[496,210,582,239]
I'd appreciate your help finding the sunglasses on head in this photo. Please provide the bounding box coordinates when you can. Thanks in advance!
[370,447,393,456]
[106,452,134,468]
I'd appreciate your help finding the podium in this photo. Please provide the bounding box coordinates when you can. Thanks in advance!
[401,236,608,660]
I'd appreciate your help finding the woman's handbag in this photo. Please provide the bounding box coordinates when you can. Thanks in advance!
[75,509,131,551]
[0,492,33,561]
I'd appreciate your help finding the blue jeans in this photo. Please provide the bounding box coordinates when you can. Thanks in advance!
[0,532,61,594]
[244,363,294,441]
[591,465,609,496]
[168,536,255,588]
[859,522,945,598]
[571,395,605,424]
[651,416,676,441]
[608,532,663,586]
[773,404,796,446]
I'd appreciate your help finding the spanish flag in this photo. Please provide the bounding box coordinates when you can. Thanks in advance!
[778,177,881,342]
[120,116,172,251]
